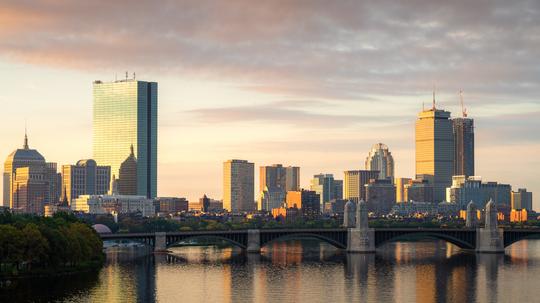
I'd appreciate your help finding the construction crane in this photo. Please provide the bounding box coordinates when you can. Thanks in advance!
[460,89,468,117]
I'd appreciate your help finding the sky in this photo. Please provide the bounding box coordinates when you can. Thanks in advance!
[0,0,539,209]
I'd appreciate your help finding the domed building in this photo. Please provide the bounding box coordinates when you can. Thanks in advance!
[3,133,48,211]
[92,224,112,234]
[118,145,137,196]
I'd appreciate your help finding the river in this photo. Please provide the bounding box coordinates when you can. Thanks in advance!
[2,239,540,303]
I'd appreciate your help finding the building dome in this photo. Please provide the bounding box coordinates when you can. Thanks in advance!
[92,224,112,234]
[365,143,394,180]
[4,133,45,164]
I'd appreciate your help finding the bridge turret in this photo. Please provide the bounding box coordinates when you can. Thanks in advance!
[466,201,478,228]
[343,200,356,228]
[485,199,498,230]
[356,199,368,230]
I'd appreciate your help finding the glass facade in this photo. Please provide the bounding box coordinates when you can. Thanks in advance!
[93,79,157,198]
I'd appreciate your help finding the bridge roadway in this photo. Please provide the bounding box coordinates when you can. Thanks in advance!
[99,228,540,253]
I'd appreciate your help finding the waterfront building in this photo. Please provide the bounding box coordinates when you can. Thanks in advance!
[259,186,286,211]
[61,159,111,204]
[223,159,254,213]
[365,143,395,180]
[118,146,137,195]
[446,176,512,209]
[365,179,396,214]
[344,170,379,202]
[73,194,155,217]
[511,188,533,211]
[403,178,434,203]
[286,189,320,219]
[93,78,157,198]
[510,209,528,223]
[155,197,189,214]
[415,103,454,202]
[453,117,475,177]
[310,173,343,211]
[390,201,438,217]
[395,177,412,203]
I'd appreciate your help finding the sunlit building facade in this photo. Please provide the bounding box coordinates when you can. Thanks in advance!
[223,159,254,213]
[310,173,343,211]
[61,159,110,204]
[511,188,533,211]
[365,143,395,180]
[395,177,412,203]
[93,78,157,198]
[344,170,379,202]
[415,107,454,202]
[446,175,512,209]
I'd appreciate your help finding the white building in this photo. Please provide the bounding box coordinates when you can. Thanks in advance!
[72,194,155,217]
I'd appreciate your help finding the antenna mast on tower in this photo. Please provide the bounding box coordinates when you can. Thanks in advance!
[460,89,467,117]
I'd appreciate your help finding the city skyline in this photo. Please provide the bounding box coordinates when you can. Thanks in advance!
[0,1,538,209]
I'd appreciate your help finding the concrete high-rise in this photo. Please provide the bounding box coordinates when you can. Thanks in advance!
[415,103,454,202]
[453,117,475,177]
[93,78,157,198]
[344,170,379,202]
[310,173,343,211]
[259,164,300,193]
[365,143,394,180]
[61,159,111,204]
[223,159,254,213]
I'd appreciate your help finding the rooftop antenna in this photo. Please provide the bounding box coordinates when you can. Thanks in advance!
[460,89,468,117]
[125,71,128,80]
[133,72,136,80]
[115,73,117,81]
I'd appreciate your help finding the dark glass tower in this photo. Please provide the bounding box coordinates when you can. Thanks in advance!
[93,78,158,198]
[453,117,474,177]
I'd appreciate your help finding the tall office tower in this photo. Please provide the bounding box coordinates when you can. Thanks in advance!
[395,177,412,202]
[333,179,343,200]
[46,163,61,205]
[3,133,46,208]
[61,159,111,204]
[453,117,474,177]
[259,164,300,193]
[511,188,533,211]
[365,143,395,180]
[93,78,157,198]
[415,101,454,202]
[343,170,379,202]
[285,166,300,192]
[223,159,254,213]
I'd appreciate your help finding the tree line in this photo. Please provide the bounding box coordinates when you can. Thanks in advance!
[0,210,104,277]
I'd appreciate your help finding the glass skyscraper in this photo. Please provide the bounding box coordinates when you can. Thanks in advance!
[93,78,157,198]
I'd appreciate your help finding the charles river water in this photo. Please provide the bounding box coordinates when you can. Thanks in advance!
[2,239,540,303]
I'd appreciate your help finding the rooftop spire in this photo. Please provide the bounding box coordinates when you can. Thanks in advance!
[432,85,436,110]
[130,144,134,156]
[23,125,29,149]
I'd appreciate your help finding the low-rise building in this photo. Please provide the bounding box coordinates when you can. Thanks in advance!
[446,176,512,209]
[155,197,189,214]
[286,189,320,219]
[404,178,433,203]
[72,194,155,217]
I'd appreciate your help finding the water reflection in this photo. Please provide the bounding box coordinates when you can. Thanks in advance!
[2,240,540,303]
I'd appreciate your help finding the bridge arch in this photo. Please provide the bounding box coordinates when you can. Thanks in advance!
[260,232,347,249]
[504,232,540,248]
[166,235,247,249]
[375,232,475,249]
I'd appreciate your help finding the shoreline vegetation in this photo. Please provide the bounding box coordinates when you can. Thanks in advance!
[0,211,104,284]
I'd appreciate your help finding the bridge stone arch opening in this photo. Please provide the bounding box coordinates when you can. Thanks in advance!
[503,231,540,248]
[259,233,347,250]
[166,235,247,250]
[374,230,476,250]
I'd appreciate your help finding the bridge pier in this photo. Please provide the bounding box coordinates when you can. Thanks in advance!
[475,200,504,253]
[247,229,261,253]
[347,200,375,253]
[154,232,168,253]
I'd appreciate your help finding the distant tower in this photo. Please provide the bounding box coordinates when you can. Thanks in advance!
[415,96,454,202]
[453,90,475,177]
[118,145,137,195]
[93,78,157,198]
[365,143,394,180]
[223,159,254,213]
